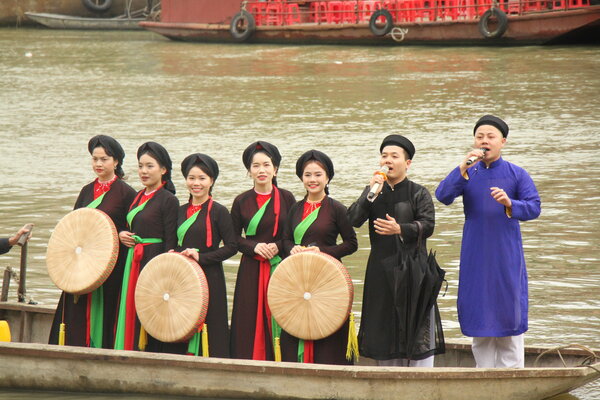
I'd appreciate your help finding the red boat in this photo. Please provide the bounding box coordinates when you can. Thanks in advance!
[140,0,600,45]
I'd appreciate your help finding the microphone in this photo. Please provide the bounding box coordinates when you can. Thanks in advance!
[466,148,487,166]
[367,166,389,202]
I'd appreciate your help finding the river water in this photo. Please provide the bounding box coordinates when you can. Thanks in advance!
[0,28,599,399]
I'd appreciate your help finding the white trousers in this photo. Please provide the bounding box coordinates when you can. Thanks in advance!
[377,356,434,367]
[472,335,525,368]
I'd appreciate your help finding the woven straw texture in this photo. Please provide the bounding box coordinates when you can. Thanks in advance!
[135,253,209,343]
[46,208,118,295]
[267,251,353,340]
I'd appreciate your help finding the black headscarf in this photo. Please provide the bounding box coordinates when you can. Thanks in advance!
[242,141,282,169]
[474,114,509,138]
[137,141,176,194]
[295,150,334,195]
[181,153,219,197]
[88,135,126,178]
[181,153,219,181]
[380,135,416,160]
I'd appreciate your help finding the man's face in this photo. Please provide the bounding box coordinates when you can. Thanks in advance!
[474,125,506,162]
[380,145,411,183]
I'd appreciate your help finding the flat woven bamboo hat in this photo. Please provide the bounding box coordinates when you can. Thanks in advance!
[135,253,209,343]
[267,251,353,340]
[46,208,119,295]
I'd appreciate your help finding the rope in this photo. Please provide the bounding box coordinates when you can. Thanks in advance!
[533,344,599,369]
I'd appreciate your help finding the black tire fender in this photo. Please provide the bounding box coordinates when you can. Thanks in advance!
[369,9,394,37]
[82,0,112,13]
[478,8,508,39]
[230,11,256,42]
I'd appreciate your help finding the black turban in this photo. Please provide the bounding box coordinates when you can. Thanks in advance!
[88,135,125,178]
[181,153,219,182]
[137,141,176,194]
[379,135,416,160]
[474,115,509,138]
[295,150,335,181]
[242,141,282,170]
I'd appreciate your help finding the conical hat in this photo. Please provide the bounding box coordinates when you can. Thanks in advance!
[46,208,118,295]
[135,253,209,343]
[267,251,353,340]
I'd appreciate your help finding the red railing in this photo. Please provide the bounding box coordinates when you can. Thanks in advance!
[244,0,592,26]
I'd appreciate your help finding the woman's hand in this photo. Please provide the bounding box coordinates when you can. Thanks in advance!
[255,242,277,259]
[119,231,136,247]
[290,245,320,255]
[180,248,200,262]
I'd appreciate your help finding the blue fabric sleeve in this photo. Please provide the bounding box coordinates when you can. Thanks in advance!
[510,169,541,221]
[435,166,468,205]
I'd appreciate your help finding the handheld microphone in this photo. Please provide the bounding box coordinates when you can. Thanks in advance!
[367,166,389,202]
[466,148,487,166]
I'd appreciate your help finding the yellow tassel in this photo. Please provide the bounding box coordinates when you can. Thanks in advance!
[274,337,282,362]
[0,320,11,342]
[73,295,79,304]
[58,323,66,346]
[138,326,147,351]
[346,312,359,362]
[201,324,209,357]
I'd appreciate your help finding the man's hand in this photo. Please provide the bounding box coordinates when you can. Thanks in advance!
[374,214,401,236]
[8,224,33,246]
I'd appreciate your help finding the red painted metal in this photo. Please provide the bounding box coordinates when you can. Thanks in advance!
[142,2,600,45]
[161,0,241,24]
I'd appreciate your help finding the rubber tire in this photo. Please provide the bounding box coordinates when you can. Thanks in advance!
[82,0,112,13]
[478,8,508,39]
[369,9,394,37]
[230,11,256,42]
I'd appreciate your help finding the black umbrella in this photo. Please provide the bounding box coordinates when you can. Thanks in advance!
[382,231,446,360]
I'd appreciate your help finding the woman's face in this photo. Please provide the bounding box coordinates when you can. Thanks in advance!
[186,165,213,202]
[91,146,117,181]
[302,161,328,198]
[249,152,277,188]
[138,153,166,190]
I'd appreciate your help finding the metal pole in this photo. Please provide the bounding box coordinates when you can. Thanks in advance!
[17,242,27,303]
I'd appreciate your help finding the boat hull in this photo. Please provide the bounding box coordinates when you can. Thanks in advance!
[0,341,598,400]
[0,0,148,27]
[140,7,600,45]
[24,12,144,30]
[0,303,598,399]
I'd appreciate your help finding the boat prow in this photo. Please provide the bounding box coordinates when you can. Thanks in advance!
[25,12,145,30]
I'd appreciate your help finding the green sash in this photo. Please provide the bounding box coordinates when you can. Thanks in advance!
[246,198,271,236]
[270,255,283,344]
[86,191,107,209]
[114,235,163,350]
[187,330,201,356]
[126,195,152,227]
[293,207,320,245]
[177,210,201,247]
[292,205,320,362]
[85,191,108,348]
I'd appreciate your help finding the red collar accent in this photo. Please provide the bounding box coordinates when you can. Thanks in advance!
[93,175,117,199]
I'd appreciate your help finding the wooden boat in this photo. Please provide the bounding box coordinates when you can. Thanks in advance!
[0,302,598,399]
[24,12,144,30]
[0,0,149,27]
[140,0,600,45]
